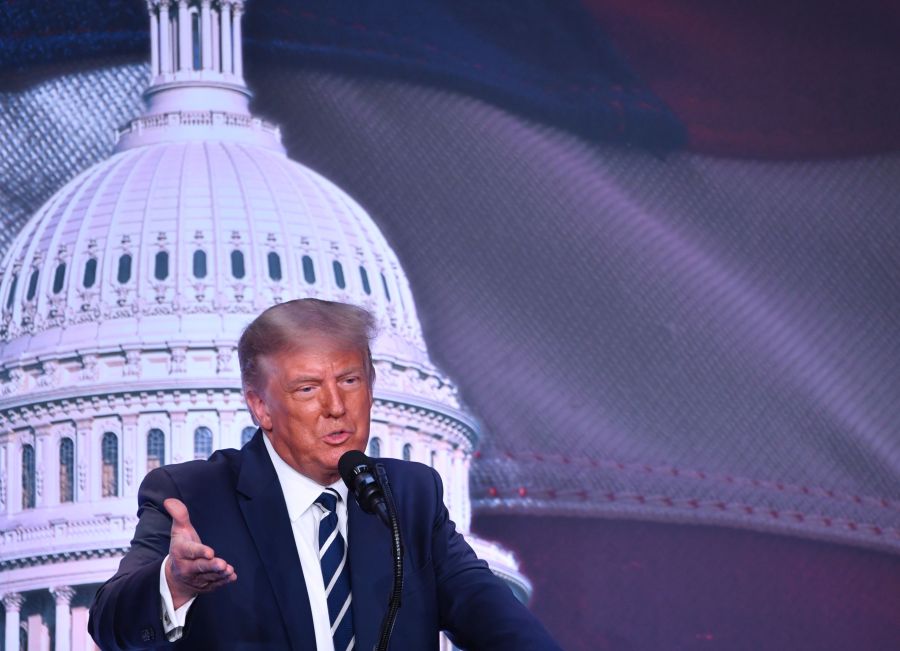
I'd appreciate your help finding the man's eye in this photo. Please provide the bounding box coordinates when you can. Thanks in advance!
[298,386,314,393]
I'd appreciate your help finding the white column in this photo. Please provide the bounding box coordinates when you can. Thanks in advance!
[27,612,49,651]
[149,4,160,78]
[3,592,24,651]
[158,1,172,74]
[200,0,212,70]
[232,1,244,78]
[220,1,233,75]
[70,607,91,651]
[177,0,191,71]
[51,586,75,651]
[211,4,220,71]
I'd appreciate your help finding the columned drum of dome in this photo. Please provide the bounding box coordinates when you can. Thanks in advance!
[0,1,531,646]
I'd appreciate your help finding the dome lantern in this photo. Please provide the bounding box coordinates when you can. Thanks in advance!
[117,0,282,151]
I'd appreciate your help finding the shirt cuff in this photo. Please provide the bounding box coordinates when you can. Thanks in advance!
[159,554,196,641]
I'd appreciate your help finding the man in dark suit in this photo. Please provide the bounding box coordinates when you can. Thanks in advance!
[89,298,561,650]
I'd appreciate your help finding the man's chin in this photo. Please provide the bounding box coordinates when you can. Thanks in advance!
[323,441,366,469]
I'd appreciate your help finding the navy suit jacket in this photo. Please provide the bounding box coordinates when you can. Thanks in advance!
[89,431,561,650]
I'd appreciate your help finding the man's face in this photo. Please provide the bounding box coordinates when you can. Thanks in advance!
[246,336,373,485]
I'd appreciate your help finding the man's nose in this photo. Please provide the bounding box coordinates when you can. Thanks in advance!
[321,382,347,417]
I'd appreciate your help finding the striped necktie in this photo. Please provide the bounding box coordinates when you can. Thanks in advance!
[315,489,355,651]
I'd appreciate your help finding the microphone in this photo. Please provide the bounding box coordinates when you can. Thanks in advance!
[338,450,390,528]
[340,450,405,651]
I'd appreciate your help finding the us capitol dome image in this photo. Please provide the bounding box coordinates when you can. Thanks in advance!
[0,2,530,649]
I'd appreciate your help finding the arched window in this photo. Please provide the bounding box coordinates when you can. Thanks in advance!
[147,428,166,471]
[59,437,75,503]
[368,437,381,458]
[333,260,346,289]
[101,432,119,497]
[5,273,17,310]
[26,269,39,301]
[194,426,213,460]
[241,426,256,447]
[230,250,246,279]
[359,266,371,295]
[22,443,36,509]
[381,273,391,302]
[154,251,169,281]
[117,254,132,284]
[402,443,412,462]
[52,263,67,294]
[83,258,98,288]
[302,255,316,284]
[193,250,207,278]
[267,252,282,281]
[430,450,437,468]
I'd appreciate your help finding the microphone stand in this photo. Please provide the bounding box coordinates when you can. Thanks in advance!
[374,464,403,651]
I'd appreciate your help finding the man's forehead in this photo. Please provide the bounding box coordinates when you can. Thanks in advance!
[261,336,366,372]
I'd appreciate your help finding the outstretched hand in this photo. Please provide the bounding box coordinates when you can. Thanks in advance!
[163,498,237,609]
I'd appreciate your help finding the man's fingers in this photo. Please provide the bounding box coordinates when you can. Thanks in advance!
[172,539,215,561]
[191,567,237,585]
[189,557,228,574]
[193,573,237,592]
[164,498,195,533]
[173,560,237,593]
[170,555,235,581]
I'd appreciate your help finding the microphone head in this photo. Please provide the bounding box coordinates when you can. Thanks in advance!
[338,449,372,486]
[339,450,385,518]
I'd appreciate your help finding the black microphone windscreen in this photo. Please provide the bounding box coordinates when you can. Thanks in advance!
[338,449,372,485]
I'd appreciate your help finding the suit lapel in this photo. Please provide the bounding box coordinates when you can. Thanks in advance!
[348,496,392,651]
[237,431,315,651]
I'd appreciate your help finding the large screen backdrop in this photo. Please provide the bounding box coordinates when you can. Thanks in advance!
[1,1,899,650]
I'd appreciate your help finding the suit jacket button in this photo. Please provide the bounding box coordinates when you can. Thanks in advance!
[141,627,156,642]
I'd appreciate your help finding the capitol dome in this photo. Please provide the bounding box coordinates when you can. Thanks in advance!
[0,136,428,366]
[0,2,528,648]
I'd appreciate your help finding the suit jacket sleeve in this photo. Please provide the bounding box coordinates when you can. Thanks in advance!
[89,467,182,650]
[426,467,563,650]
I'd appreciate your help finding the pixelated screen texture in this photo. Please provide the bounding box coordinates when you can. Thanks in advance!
[1,61,899,554]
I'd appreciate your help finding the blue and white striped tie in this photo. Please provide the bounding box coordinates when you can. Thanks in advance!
[316,489,355,651]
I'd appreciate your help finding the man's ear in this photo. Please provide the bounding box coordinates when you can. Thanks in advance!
[245,388,272,431]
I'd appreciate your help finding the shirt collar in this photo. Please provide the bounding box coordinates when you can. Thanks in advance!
[262,432,348,522]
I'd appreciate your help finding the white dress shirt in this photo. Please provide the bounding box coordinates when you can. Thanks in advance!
[160,433,349,651]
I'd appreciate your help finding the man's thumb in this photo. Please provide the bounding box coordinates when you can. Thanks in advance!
[164,498,192,530]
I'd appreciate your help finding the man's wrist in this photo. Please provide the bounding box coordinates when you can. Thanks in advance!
[164,556,197,610]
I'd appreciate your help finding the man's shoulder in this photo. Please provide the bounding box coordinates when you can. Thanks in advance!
[372,458,443,511]
[374,457,437,484]
[140,446,244,493]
